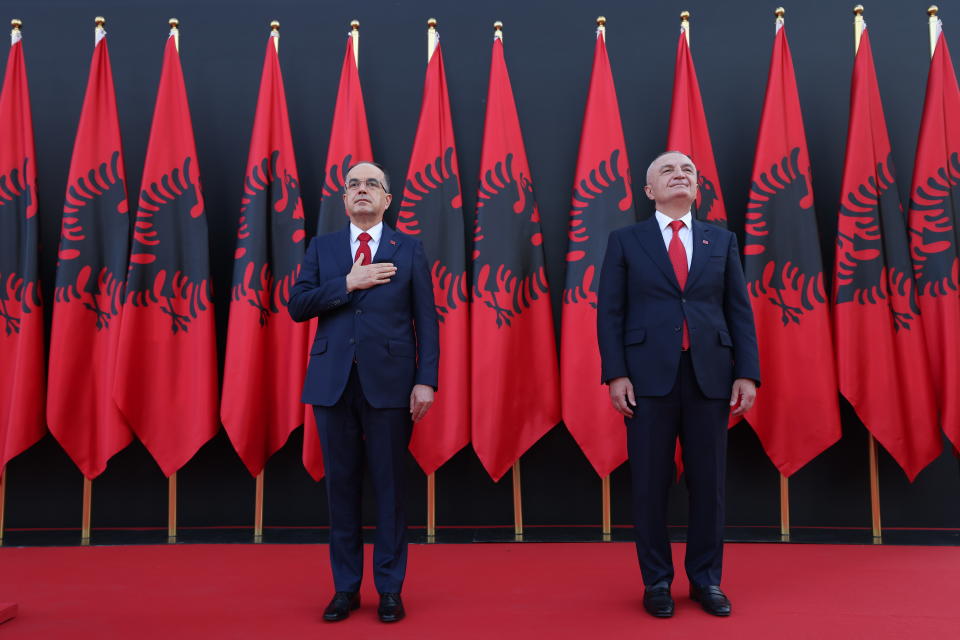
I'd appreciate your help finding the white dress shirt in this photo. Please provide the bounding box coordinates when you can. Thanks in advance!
[349,221,383,263]
[655,210,692,269]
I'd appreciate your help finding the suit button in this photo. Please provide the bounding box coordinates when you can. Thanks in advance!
[349,338,355,344]
[356,309,362,315]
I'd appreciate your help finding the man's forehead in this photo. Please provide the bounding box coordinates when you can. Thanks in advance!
[346,164,383,179]
[654,154,694,170]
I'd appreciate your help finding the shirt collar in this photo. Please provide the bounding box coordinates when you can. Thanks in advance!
[655,210,693,232]
[350,221,383,243]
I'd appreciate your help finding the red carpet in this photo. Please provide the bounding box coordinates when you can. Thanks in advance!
[1,542,958,638]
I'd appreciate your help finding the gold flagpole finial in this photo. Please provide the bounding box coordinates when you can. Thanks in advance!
[270,20,279,53]
[680,10,690,22]
[169,18,179,29]
[775,7,786,19]
[928,6,940,58]
[494,20,503,40]
[349,20,359,67]
[270,20,280,32]
[928,5,939,17]
[853,5,865,53]
[427,18,438,61]
[596,16,606,40]
[10,19,21,30]
[853,5,864,16]
[681,10,691,45]
[169,18,179,51]
[95,16,105,27]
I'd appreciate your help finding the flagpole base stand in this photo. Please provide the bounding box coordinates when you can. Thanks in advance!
[1,602,17,624]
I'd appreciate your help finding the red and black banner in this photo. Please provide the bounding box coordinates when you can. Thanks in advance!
[836,26,941,481]
[398,39,470,474]
[742,23,841,476]
[0,28,45,471]
[908,20,960,453]
[666,28,727,226]
[48,26,133,479]
[560,28,634,478]
[315,34,373,235]
[113,31,218,477]
[222,31,309,477]
[471,35,561,482]
[301,34,375,481]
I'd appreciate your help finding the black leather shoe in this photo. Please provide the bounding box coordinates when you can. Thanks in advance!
[643,583,674,618]
[323,591,360,622]
[378,592,405,623]
[690,584,731,616]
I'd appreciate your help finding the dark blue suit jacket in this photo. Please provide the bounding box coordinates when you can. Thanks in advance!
[597,216,760,399]
[288,224,439,408]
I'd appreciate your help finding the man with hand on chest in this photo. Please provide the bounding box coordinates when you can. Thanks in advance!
[289,161,439,624]
[597,151,760,618]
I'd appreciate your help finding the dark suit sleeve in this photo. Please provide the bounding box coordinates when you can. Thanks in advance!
[411,239,440,389]
[287,237,353,322]
[722,233,761,386]
[597,230,629,384]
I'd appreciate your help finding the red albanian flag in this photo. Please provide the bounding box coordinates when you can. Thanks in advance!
[222,31,310,476]
[48,26,133,478]
[113,30,218,477]
[835,25,941,481]
[471,35,561,482]
[560,28,635,478]
[398,39,470,474]
[315,34,373,235]
[301,33,374,480]
[742,23,841,476]
[0,28,44,471]
[908,19,960,453]
[666,28,727,226]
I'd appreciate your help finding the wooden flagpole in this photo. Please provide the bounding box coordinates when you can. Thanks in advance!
[771,7,791,543]
[851,5,883,543]
[425,18,439,542]
[167,16,180,544]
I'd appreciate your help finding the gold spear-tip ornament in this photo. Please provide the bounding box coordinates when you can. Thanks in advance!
[597,16,606,27]
[681,11,690,21]
[10,19,21,30]
[494,20,503,39]
[95,16,105,27]
[853,5,864,16]
[350,19,359,30]
[169,18,179,29]
[775,7,786,18]
[270,20,280,31]
[428,18,437,28]
[929,6,939,17]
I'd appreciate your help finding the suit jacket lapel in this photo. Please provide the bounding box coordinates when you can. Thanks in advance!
[635,216,681,290]
[373,224,401,263]
[333,226,353,275]
[685,219,713,290]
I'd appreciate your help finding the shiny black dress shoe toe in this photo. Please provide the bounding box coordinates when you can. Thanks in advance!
[323,591,360,622]
[690,584,731,616]
[378,592,405,623]
[643,583,674,618]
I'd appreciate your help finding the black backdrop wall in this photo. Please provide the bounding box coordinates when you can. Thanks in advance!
[3,0,959,535]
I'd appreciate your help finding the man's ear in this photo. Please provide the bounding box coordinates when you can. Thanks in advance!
[644,184,655,201]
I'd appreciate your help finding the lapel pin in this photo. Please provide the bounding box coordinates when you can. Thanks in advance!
[702,239,710,245]
[390,240,398,245]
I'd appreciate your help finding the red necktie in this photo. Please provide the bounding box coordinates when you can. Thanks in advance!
[668,220,690,350]
[355,232,372,265]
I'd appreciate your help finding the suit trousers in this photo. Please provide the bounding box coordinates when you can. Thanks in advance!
[626,351,729,588]
[313,364,412,594]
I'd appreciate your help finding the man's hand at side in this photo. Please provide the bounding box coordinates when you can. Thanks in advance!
[346,257,397,292]
[609,376,636,418]
[410,384,434,422]
[729,378,757,416]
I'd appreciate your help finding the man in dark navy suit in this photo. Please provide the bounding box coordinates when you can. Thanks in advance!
[289,161,438,624]
[597,151,760,618]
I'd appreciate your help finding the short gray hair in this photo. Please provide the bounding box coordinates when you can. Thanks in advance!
[645,150,695,184]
